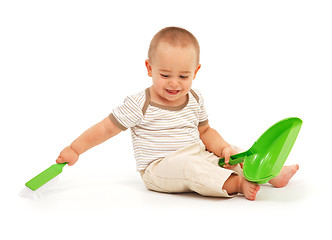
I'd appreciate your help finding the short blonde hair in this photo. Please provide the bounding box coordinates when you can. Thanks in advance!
[148,27,200,64]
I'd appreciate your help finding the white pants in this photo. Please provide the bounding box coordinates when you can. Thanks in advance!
[140,140,243,197]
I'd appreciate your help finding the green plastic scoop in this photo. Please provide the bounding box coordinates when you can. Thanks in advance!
[219,117,302,184]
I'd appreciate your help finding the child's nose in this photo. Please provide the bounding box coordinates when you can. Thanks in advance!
[169,79,179,87]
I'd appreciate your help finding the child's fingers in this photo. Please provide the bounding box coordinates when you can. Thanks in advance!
[224,154,230,164]
[223,163,231,169]
[56,157,71,166]
[56,157,64,164]
[224,163,237,170]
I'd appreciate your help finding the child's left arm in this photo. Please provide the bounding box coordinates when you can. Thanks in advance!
[198,123,238,165]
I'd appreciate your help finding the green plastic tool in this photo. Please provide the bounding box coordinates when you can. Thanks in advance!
[25,163,67,191]
[219,117,302,184]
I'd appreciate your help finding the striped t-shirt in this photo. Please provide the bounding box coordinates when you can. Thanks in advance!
[109,88,209,171]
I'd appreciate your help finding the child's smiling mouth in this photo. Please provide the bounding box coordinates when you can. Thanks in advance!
[166,89,181,95]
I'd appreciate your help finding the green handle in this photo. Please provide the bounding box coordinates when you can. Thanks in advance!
[218,151,248,167]
[25,163,68,191]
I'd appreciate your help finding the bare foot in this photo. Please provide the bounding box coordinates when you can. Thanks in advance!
[239,177,260,201]
[268,165,299,188]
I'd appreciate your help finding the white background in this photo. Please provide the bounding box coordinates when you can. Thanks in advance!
[1,0,331,239]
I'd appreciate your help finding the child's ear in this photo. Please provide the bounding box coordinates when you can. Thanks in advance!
[145,59,152,77]
[193,64,201,79]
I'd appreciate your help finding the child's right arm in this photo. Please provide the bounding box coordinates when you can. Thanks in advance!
[56,116,122,166]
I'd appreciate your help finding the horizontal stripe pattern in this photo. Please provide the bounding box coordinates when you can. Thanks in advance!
[111,88,208,171]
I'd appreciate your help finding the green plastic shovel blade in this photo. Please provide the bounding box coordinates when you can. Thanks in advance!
[219,117,302,183]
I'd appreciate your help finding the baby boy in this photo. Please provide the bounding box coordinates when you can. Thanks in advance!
[56,27,299,200]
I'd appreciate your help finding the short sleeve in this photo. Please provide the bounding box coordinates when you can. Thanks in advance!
[109,96,144,131]
[192,89,209,126]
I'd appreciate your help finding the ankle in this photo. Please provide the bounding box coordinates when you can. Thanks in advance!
[223,174,242,195]
[237,176,245,194]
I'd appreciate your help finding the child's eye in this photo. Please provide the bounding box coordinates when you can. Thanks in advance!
[161,74,170,78]
[180,75,189,79]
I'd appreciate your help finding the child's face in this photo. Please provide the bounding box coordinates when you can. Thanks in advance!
[145,42,201,106]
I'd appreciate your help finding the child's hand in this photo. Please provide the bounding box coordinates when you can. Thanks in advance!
[56,146,79,166]
[221,145,241,169]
